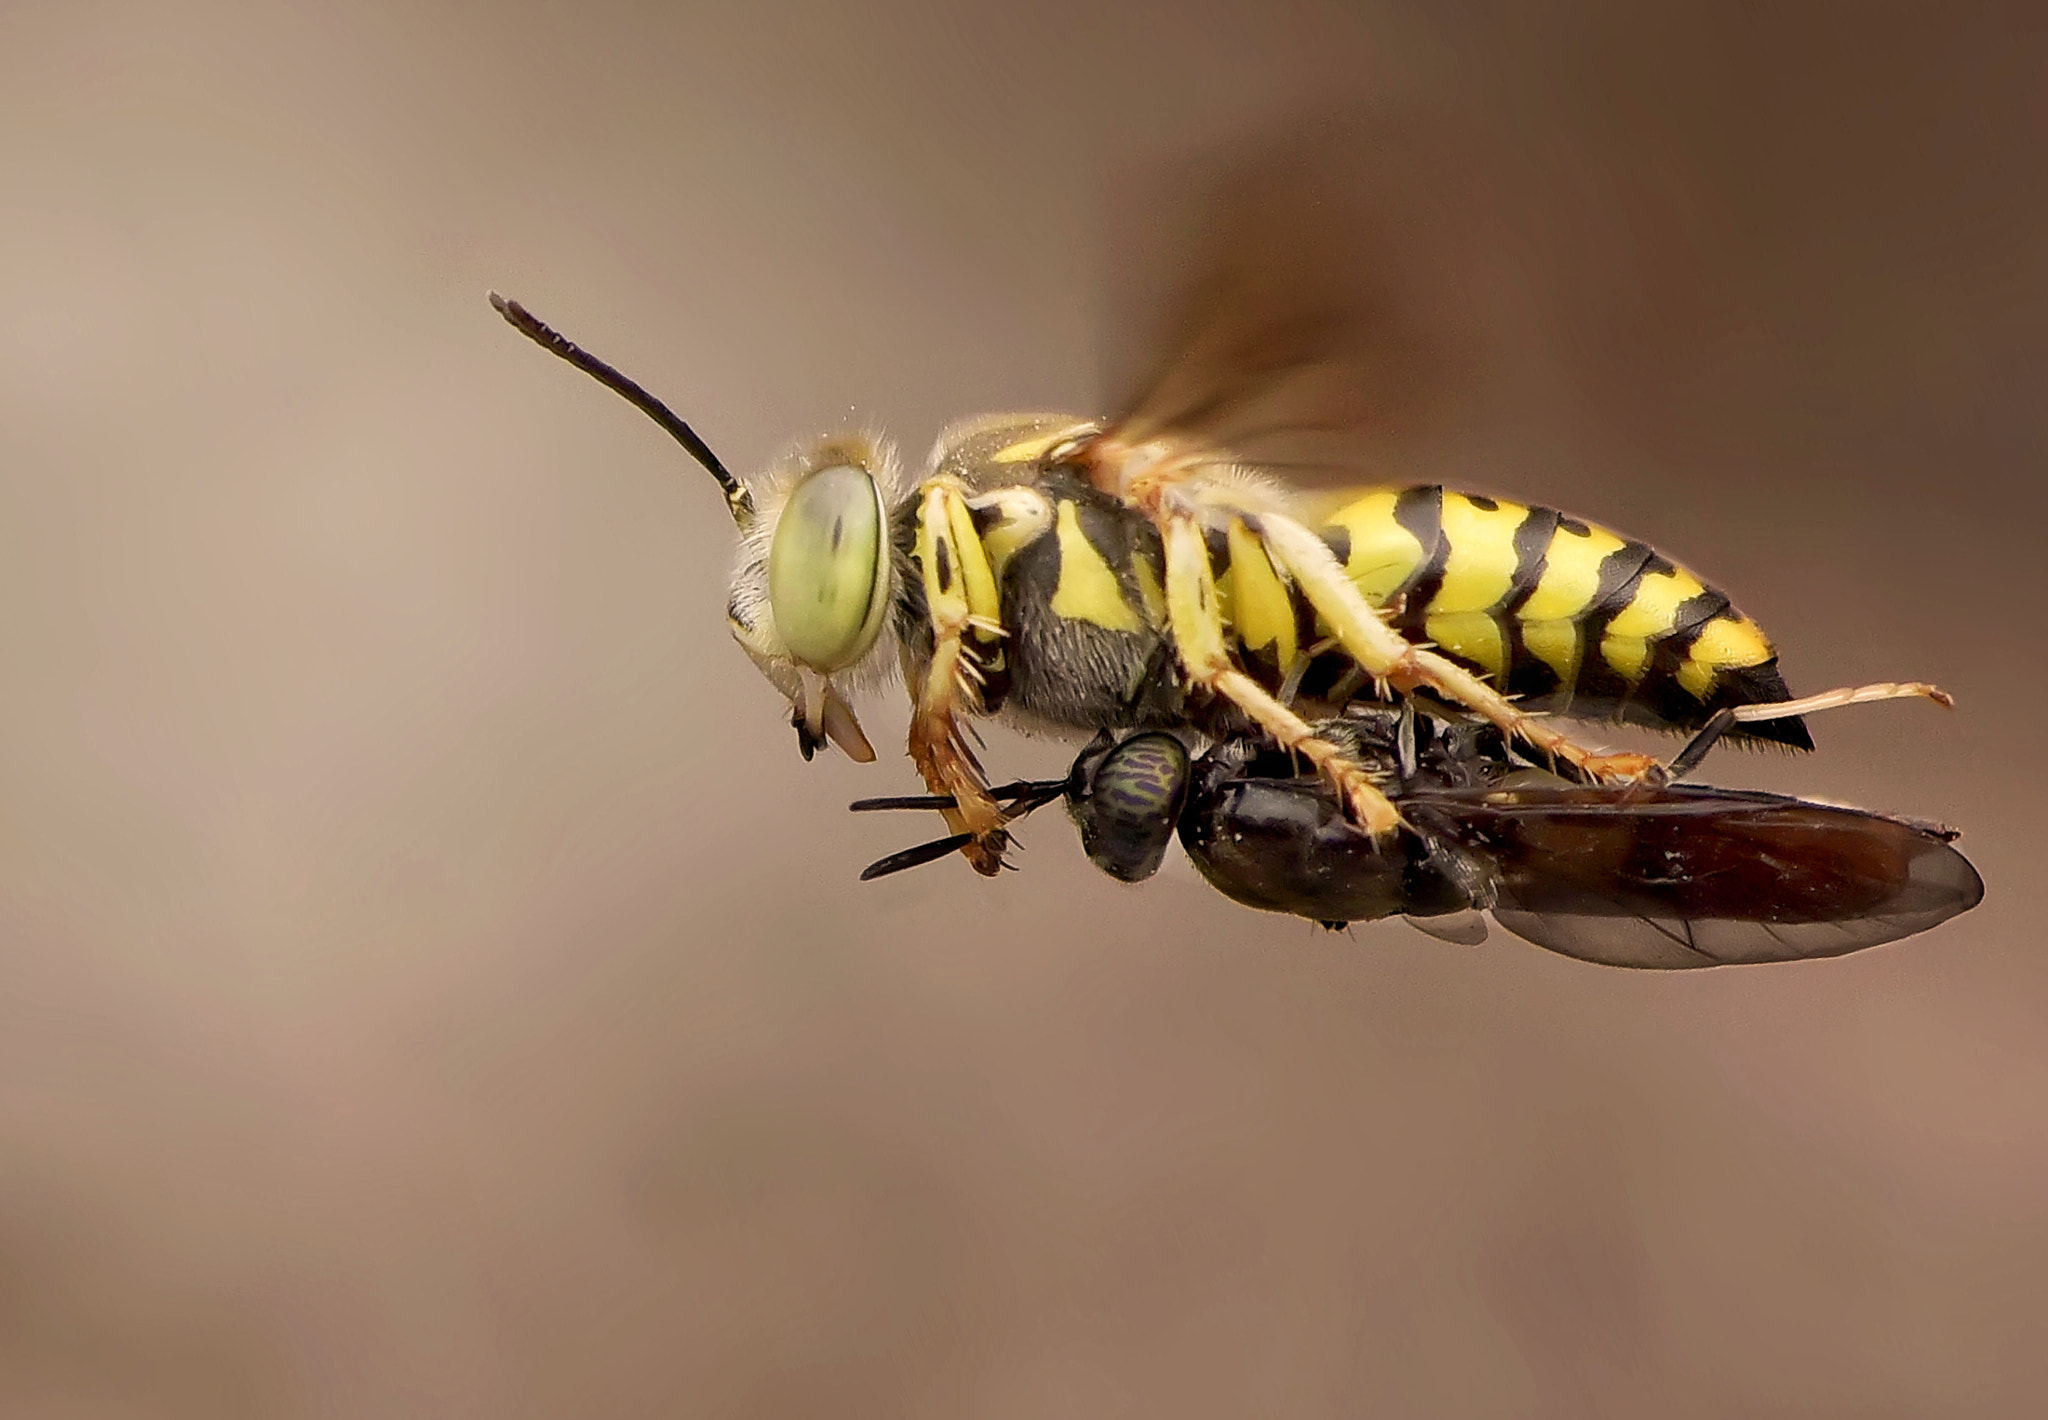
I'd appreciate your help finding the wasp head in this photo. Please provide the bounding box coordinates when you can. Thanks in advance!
[491,294,902,764]
[727,434,914,764]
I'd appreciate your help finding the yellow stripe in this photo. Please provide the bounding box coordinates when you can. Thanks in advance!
[990,430,1073,464]
[1228,519,1297,664]
[1425,611,1507,682]
[1050,500,1142,632]
[1131,550,1166,625]
[1163,519,1230,665]
[1601,634,1649,683]
[1684,614,1774,671]
[1519,522,1628,620]
[1321,490,1422,604]
[917,489,970,624]
[944,492,1002,635]
[1433,493,1530,613]
[1676,657,1718,698]
[1605,566,1709,639]
[1521,619,1580,683]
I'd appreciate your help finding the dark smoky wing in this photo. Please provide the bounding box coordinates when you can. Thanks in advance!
[1405,786,1985,969]
[1100,111,1497,484]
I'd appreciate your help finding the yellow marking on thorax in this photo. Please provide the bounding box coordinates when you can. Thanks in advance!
[1049,500,1142,632]
[992,430,1076,465]
[1605,566,1709,640]
[1320,490,1422,603]
[1227,519,1298,665]
[1425,611,1507,681]
[970,487,1054,582]
[1433,494,1530,613]
[1518,522,1629,620]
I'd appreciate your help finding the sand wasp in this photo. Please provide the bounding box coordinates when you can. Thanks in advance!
[852,706,1984,968]
[491,283,1945,878]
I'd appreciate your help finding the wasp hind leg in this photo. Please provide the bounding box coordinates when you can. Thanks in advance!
[906,480,1011,875]
[1251,515,1666,786]
[1156,516,1407,837]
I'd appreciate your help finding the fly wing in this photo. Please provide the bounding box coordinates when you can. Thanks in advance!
[1100,111,1495,485]
[1405,785,1985,969]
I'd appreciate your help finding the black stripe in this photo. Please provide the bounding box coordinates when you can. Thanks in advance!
[1661,590,1732,654]
[1204,525,1232,579]
[933,537,954,594]
[1322,524,1351,566]
[1076,499,1133,573]
[1503,505,1560,613]
[1503,629,1571,704]
[1713,661,1815,749]
[1391,485,1446,629]
[1585,542,1660,622]
[1292,575,1320,669]
[1615,655,1813,749]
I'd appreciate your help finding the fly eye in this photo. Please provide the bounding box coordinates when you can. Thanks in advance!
[768,463,890,673]
[1070,732,1191,883]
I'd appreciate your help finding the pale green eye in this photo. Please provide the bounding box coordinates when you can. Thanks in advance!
[768,463,889,672]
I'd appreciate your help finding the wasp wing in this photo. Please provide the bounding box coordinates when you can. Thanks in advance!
[1404,785,1984,969]
[1101,112,1494,484]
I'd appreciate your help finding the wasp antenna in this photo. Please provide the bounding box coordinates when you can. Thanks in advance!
[993,779,1072,813]
[850,793,960,813]
[859,833,977,881]
[849,776,1067,816]
[489,293,754,527]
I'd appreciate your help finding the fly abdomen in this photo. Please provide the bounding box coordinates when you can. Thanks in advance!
[1317,486,1811,748]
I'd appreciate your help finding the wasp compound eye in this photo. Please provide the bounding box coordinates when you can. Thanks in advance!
[768,463,891,673]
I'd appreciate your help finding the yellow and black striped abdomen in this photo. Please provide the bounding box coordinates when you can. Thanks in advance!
[1315,486,1811,748]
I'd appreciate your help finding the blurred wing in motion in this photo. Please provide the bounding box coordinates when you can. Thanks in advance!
[1100,110,1499,485]
[1407,786,1986,969]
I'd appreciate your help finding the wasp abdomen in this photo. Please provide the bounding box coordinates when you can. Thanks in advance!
[1316,486,1810,747]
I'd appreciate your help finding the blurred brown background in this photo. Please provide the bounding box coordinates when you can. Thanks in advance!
[1,2,2043,1415]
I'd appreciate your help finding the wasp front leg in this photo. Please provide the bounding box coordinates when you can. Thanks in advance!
[1252,515,1662,785]
[1156,517,1408,838]
[907,479,1011,874]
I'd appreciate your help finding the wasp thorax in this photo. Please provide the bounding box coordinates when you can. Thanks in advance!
[767,462,891,673]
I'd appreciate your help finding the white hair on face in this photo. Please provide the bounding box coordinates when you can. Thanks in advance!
[726,431,915,715]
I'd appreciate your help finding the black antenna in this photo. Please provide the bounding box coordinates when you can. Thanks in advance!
[851,775,1071,880]
[490,293,754,527]
[859,834,979,881]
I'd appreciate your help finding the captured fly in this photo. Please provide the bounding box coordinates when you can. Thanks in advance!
[853,708,1983,969]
